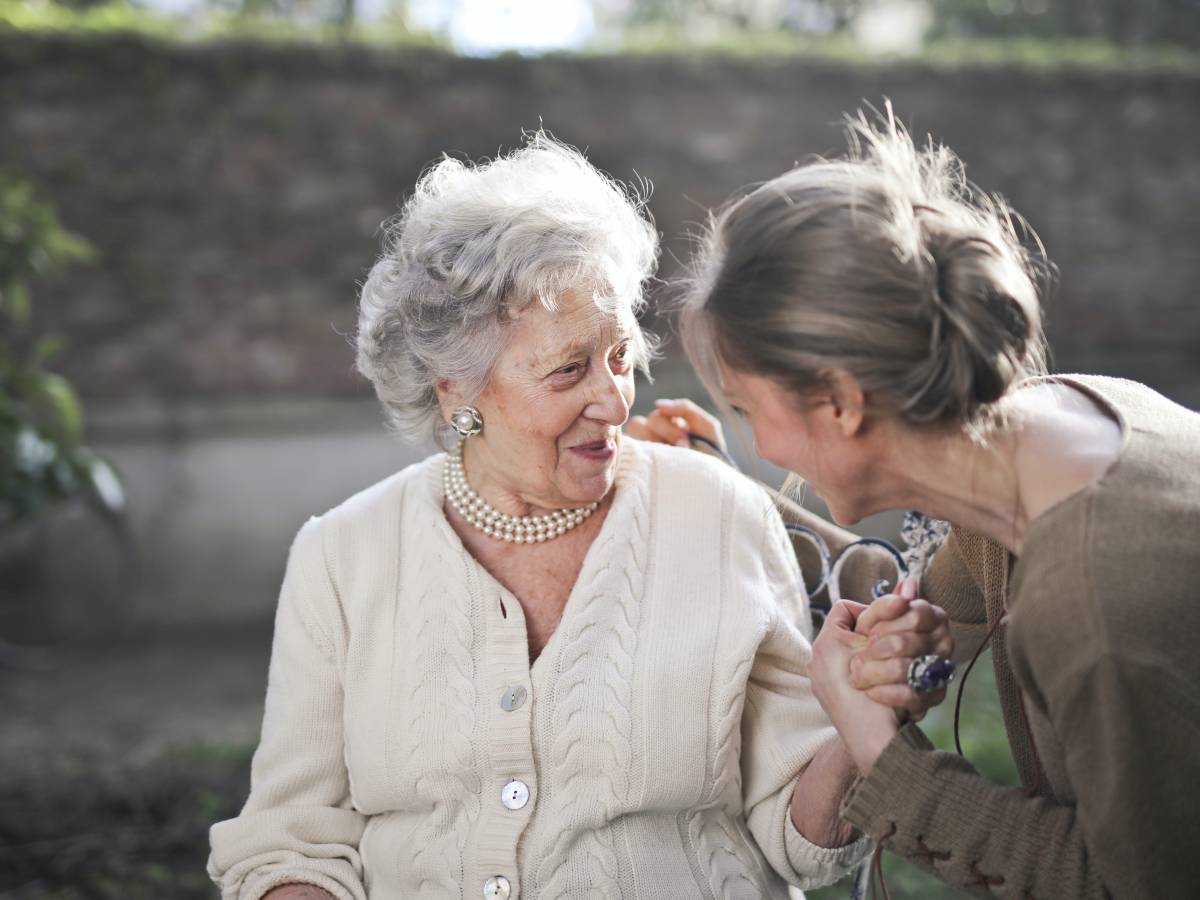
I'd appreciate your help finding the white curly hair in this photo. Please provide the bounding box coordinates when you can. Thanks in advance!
[356,132,660,445]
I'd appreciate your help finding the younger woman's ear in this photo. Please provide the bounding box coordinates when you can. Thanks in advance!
[825,369,865,438]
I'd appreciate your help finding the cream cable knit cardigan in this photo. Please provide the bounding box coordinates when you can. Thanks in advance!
[208,438,869,899]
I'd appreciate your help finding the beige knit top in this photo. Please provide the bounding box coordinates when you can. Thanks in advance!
[840,375,1200,899]
[208,438,870,900]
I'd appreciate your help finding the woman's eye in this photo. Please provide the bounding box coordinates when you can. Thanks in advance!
[731,405,748,419]
[611,344,631,367]
[555,362,583,377]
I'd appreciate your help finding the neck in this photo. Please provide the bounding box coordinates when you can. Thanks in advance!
[871,416,1030,555]
[458,439,592,517]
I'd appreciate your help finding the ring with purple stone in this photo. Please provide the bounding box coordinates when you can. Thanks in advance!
[906,654,956,695]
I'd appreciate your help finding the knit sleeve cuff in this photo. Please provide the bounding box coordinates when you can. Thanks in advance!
[782,811,873,889]
[839,723,935,838]
[238,867,361,900]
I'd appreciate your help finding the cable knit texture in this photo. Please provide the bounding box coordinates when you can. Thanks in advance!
[208,438,869,899]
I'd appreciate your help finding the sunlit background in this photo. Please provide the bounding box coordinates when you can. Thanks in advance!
[1,1,1198,898]
[10,0,1199,53]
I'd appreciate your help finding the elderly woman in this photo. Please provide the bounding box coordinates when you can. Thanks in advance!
[637,110,1200,897]
[207,135,950,900]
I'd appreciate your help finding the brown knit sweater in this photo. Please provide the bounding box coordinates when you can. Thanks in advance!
[820,374,1200,899]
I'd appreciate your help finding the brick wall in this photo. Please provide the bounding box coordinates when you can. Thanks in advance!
[3,34,1199,408]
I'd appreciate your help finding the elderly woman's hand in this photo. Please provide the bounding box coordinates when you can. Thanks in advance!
[628,398,726,453]
[849,575,954,721]
[809,600,902,774]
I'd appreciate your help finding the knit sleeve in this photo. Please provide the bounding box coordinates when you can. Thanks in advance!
[922,527,993,665]
[208,517,367,900]
[840,723,1106,899]
[844,647,1200,899]
[741,501,872,889]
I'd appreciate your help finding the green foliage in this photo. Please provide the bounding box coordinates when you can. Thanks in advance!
[2,0,1197,71]
[603,25,1200,73]
[0,0,183,36]
[0,173,124,526]
[608,0,1200,52]
[612,0,864,32]
[0,0,446,47]
[915,34,1200,72]
[930,0,1200,50]
[605,24,870,60]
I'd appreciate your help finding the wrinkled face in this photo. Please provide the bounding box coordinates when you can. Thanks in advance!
[451,289,638,510]
[721,366,878,526]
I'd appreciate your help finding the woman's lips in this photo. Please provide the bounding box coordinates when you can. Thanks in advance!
[569,438,616,461]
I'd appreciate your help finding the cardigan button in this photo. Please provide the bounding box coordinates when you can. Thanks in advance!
[483,875,511,899]
[501,685,527,711]
[501,779,530,810]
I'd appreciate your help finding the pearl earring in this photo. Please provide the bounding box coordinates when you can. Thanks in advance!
[449,406,483,438]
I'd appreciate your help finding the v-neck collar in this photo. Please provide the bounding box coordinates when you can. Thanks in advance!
[422,439,645,681]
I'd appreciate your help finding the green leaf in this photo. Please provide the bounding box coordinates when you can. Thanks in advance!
[36,373,84,443]
[3,280,30,322]
[32,334,66,366]
[48,229,97,265]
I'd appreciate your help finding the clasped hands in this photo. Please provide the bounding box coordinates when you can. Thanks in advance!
[808,576,953,775]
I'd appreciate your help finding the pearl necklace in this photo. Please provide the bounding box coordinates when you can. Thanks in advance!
[443,442,599,543]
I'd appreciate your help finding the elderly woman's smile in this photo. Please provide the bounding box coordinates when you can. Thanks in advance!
[450,289,637,516]
[568,438,617,460]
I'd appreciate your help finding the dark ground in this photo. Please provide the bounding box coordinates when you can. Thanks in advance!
[0,629,270,900]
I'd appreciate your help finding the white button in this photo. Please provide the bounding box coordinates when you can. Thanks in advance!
[501,685,527,711]
[483,875,511,899]
[501,779,529,810]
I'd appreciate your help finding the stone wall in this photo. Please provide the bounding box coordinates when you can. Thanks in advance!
[5,34,1199,405]
[3,34,1197,627]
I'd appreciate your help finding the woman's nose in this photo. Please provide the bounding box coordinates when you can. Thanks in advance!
[587,369,631,426]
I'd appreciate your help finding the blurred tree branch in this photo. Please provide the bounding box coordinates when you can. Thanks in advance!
[605,0,867,32]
